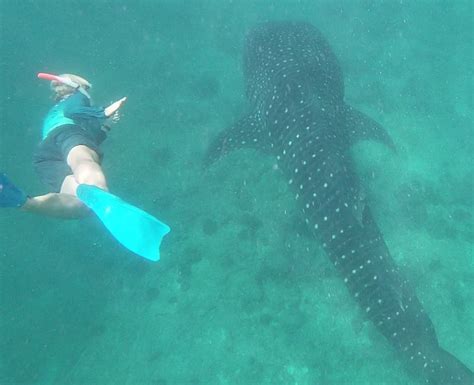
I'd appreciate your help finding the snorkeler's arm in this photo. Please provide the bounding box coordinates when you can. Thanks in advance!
[63,92,107,120]
[104,97,127,117]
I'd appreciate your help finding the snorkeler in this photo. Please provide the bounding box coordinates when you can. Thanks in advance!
[0,73,170,260]
[1,73,125,218]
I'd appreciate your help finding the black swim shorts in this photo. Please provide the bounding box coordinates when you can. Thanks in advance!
[33,124,105,192]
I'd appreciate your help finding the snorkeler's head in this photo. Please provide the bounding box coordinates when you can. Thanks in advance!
[50,73,91,100]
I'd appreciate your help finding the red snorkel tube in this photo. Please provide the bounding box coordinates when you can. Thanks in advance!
[38,72,91,99]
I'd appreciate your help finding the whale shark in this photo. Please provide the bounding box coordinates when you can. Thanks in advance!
[205,22,473,385]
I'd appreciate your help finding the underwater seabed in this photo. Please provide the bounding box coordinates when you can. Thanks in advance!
[0,1,472,384]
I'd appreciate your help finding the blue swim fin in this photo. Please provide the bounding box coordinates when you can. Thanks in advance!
[76,184,170,261]
[0,173,27,208]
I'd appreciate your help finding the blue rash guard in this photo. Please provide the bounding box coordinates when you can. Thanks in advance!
[41,91,107,140]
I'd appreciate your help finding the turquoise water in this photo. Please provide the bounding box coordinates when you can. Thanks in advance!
[0,1,472,384]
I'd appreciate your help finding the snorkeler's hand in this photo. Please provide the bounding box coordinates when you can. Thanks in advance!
[110,111,121,123]
[105,97,127,118]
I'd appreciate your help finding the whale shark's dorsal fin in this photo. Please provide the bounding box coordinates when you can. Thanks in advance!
[344,104,396,151]
[204,112,265,165]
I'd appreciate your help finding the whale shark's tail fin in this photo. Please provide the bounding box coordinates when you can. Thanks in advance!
[435,347,474,385]
[343,104,396,151]
[408,345,474,385]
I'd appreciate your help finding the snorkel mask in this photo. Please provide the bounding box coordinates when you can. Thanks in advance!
[38,72,92,99]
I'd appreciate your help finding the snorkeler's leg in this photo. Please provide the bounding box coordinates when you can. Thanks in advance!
[22,145,108,218]
[23,145,108,219]
[21,191,90,219]
[66,145,108,191]
[23,175,90,218]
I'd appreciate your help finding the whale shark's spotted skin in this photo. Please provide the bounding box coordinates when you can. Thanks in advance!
[206,22,473,385]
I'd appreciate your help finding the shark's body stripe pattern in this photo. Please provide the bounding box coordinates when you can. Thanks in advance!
[206,22,473,385]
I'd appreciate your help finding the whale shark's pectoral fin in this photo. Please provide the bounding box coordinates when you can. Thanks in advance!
[344,104,396,151]
[204,112,264,166]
